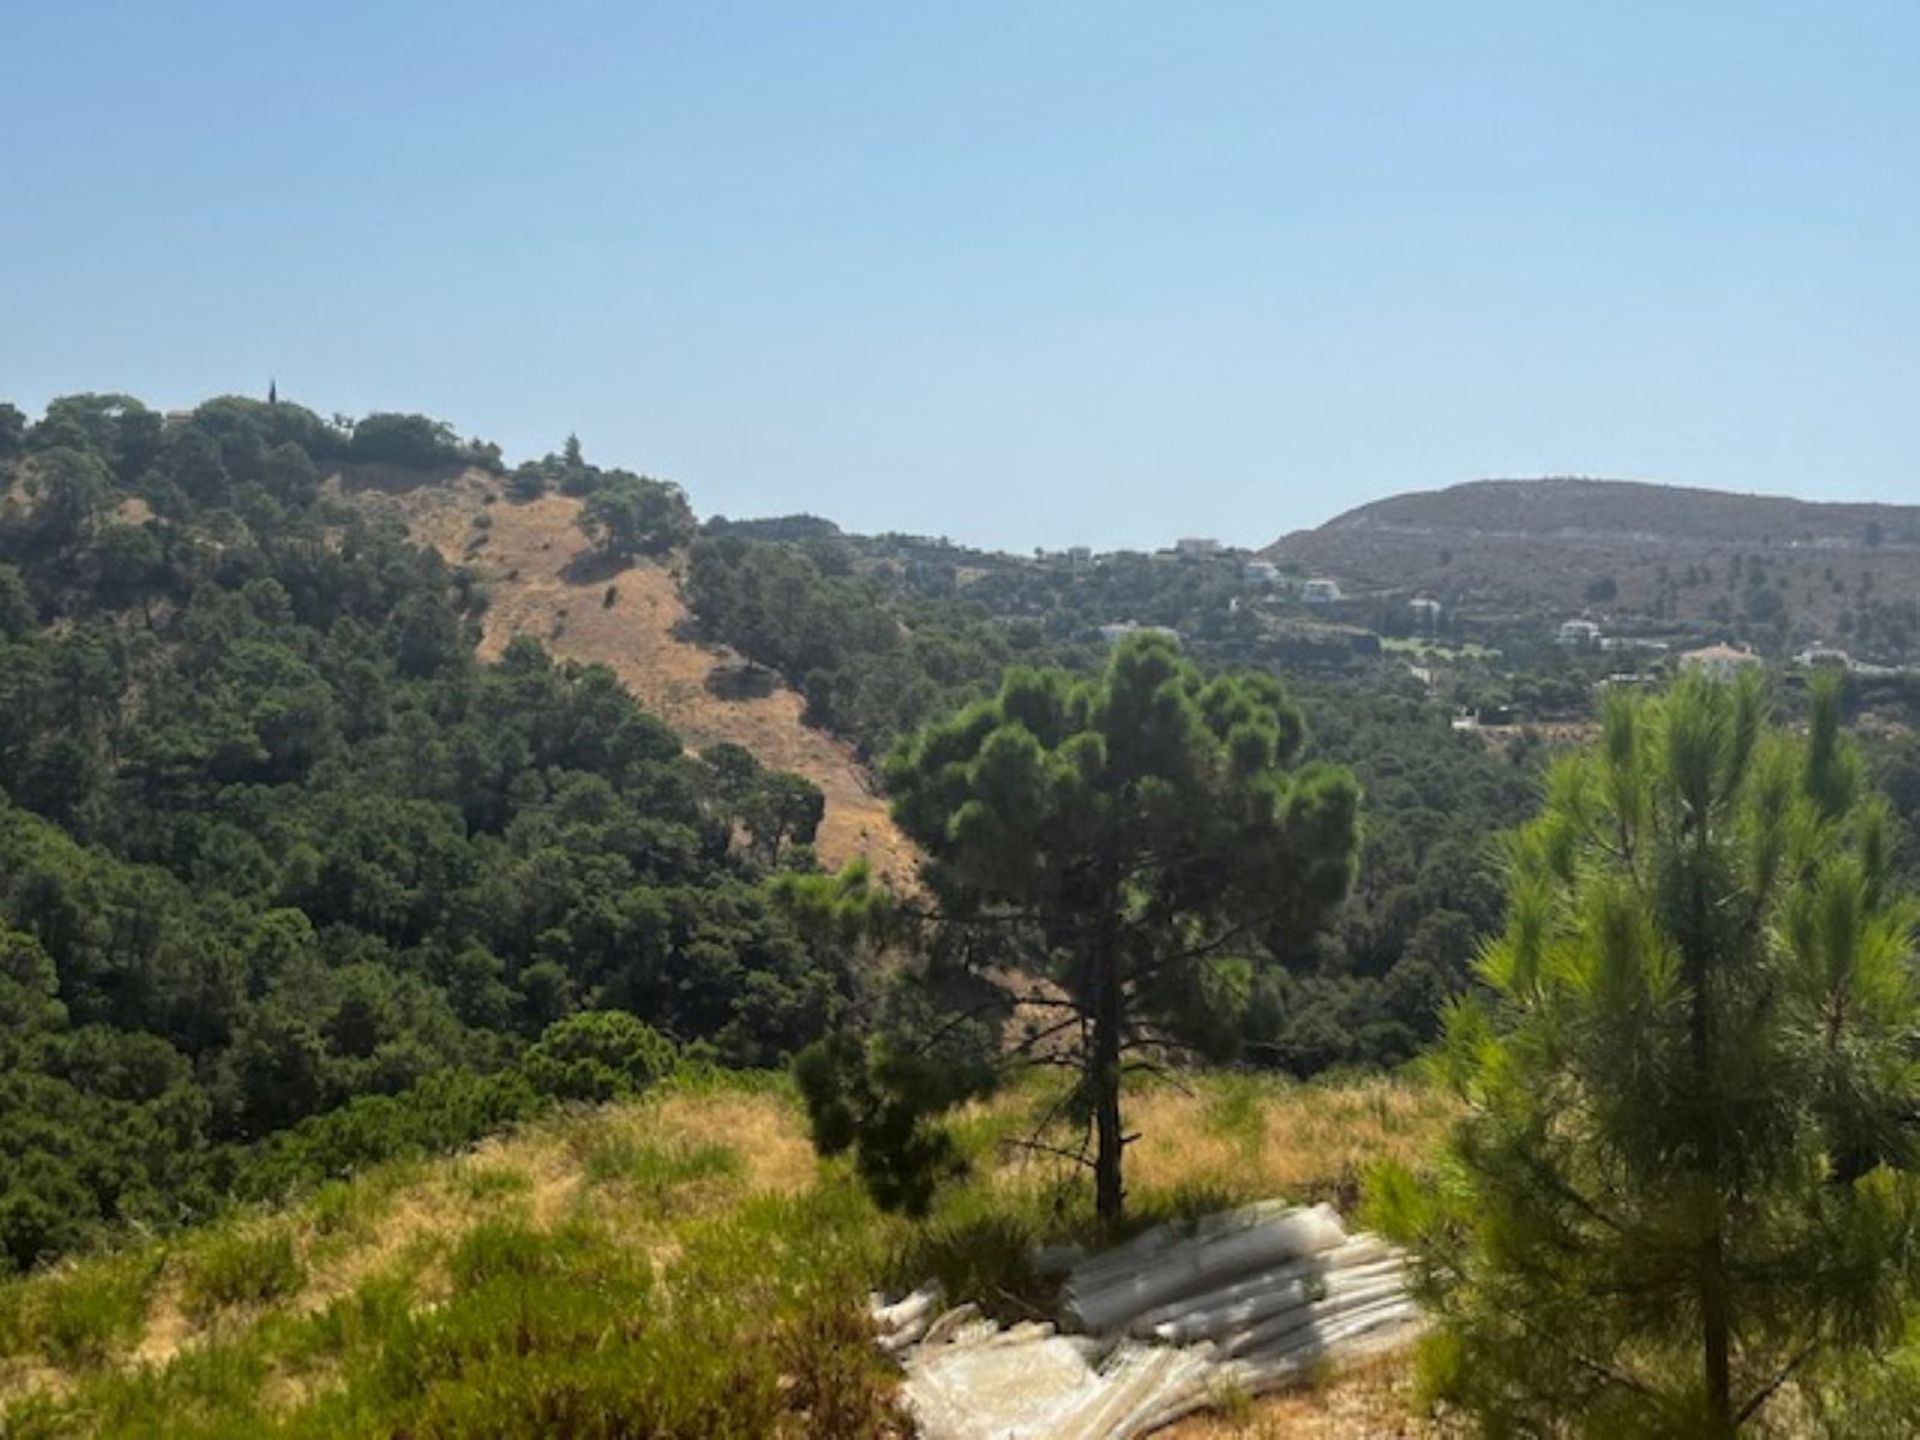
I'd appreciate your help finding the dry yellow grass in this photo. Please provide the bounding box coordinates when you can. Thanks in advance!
[334,468,919,888]
[1124,1075,1457,1208]
[1163,1352,1462,1439]
[2,1073,1455,1435]
[0,1086,815,1412]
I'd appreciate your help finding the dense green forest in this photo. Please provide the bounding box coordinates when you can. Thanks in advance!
[0,395,849,1272]
[686,525,1542,1070]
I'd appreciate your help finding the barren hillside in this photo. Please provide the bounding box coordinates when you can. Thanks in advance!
[337,469,918,889]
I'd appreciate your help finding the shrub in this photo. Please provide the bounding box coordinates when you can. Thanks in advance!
[522,1012,676,1104]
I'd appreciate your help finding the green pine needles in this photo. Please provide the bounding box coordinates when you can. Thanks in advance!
[1373,672,1920,1435]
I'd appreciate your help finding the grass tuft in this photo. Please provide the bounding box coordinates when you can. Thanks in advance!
[180,1227,306,1318]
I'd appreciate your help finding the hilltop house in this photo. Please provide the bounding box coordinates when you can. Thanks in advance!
[1244,559,1281,587]
[1301,578,1342,605]
[1175,537,1222,556]
[1556,619,1602,647]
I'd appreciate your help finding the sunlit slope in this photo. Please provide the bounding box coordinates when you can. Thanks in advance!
[340,469,918,890]
[0,1074,1455,1438]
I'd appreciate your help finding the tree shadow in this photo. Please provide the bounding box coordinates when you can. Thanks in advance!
[559,548,624,585]
[704,662,780,701]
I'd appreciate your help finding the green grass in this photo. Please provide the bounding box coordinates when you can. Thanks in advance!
[0,1250,163,1366]
[4,1178,903,1440]
[0,1069,1460,1439]
[179,1228,307,1318]
[577,1130,741,1196]
[449,1163,532,1203]
[1201,1073,1271,1158]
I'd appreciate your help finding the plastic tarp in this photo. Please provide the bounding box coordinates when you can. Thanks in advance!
[872,1201,1423,1440]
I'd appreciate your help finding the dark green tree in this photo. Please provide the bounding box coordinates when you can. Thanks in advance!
[577,475,695,560]
[814,635,1361,1222]
[1373,673,1920,1435]
[0,402,25,459]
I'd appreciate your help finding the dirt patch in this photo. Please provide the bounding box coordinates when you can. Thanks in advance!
[1163,1352,1460,1438]
[337,471,918,889]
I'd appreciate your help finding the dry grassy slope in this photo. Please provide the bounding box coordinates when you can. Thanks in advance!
[0,1076,1453,1437]
[340,469,919,890]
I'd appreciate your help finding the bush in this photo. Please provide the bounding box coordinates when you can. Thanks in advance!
[347,413,469,470]
[522,1012,676,1104]
[233,1069,541,1201]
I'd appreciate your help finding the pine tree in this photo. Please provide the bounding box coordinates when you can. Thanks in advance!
[800,634,1359,1223]
[1373,673,1920,1435]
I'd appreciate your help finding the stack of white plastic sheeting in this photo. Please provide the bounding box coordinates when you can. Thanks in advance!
[1060,1201,1351,1335]
[872,1201,1423,1440]
[871,1281,944,1357]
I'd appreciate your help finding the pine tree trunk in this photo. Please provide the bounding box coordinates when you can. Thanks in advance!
[1091,945,1125,1226]
[1686,826,1734,1436]
[1703,1259,1732,1435]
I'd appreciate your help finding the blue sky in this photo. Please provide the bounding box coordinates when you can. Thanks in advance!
[3,3,1915,551]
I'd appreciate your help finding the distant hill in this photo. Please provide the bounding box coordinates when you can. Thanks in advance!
[1266,479,1920,660]
[1291,478,1920,550]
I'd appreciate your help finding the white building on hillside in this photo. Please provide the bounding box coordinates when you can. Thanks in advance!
[1302,578,1342,605]
[1557,619,1602,647]
[1795,644,1851,670]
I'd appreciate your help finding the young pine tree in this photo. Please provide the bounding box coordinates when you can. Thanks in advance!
[1373,673,1920,1435]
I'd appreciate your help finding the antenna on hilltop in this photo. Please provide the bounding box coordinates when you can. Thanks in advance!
[268,377,278,405]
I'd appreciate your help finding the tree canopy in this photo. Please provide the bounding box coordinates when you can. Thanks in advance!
[0,393,860,1272]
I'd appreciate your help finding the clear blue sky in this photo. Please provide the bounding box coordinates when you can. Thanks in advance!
[4,3,1915,551]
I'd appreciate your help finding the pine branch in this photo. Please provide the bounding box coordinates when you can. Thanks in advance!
[1731,1343,1819,1427]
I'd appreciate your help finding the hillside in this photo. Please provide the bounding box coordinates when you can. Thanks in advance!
[1301,478,1920,549]
[1268,478,1920,659]
[0,1070,1454,1438]
[336,467,919,890]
